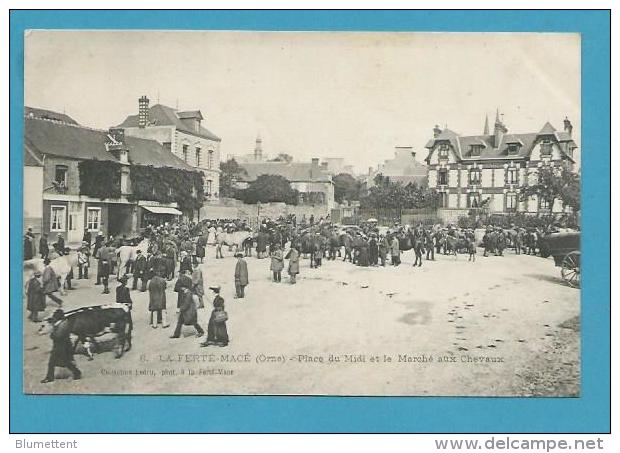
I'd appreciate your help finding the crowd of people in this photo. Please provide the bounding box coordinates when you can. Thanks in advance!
[25,214,562,383]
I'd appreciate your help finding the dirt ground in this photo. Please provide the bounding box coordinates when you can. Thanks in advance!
[22,245,580,396]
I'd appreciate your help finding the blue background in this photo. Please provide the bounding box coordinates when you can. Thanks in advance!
[9,10,611,433]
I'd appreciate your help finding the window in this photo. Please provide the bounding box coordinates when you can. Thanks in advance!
[438,169,448,185]
[508,143,520,155]
[87,207,101,231]
[470,145,483,156]
[506,193,518,212]
[539,197,551,211]
[438,144,450,159]
[162,142,172,152]
[468,168,481,185]
[195,147,201,166]
[208,150,214,169]
[467,192,481,208]
[182,144,189,162]
[50,205,66,231]
[55,165,68,186]
[205,179,213,195]
[540,140,552,156]
[168,186,174,197]
[506,167,518,185]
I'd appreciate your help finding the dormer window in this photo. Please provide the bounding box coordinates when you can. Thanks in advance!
[470,145,483,157]
[507,143,520,155]
[540,139,552,156]
[438,144,450,159]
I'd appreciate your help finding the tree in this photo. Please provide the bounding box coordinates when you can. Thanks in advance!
[520,166,580,212]
[269,153,294,164]
[333,173,362,203]
[219,158,247,198]
[237,174,299,205]
[360,173,439,210]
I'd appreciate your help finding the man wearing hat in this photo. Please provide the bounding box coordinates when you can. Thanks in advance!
[54,233,65,256]
[132,249,148,291]
[26,270,45,322]
[234,252,249,299]
[170,269,204,339]
[41,309,81,384]
[116,274,133,308]
[42,257,62,306]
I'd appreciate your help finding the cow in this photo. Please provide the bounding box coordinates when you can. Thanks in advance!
[39,304,133,360]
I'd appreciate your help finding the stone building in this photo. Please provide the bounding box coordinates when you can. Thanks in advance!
[425,112,578,213]
[25,108,201,244]
[117,96,222,199]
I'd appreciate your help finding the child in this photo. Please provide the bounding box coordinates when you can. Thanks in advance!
[77,244,90,279]
[115,274,133,309]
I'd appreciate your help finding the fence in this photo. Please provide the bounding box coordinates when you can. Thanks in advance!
[357,207,440,226]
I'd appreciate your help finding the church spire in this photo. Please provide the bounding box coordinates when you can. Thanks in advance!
[254,133,263,162]
[483,114,490,135]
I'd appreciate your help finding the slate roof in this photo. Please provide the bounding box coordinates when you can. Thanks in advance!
[425,121,577,163]
[25,106,79,125]
[117,104,221,141]
[25,114,195,171]
[239,162,333,183]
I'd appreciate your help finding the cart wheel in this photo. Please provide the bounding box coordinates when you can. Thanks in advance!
[561,251,580,288]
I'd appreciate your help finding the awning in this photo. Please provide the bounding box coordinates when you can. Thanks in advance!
[142,206,183,215]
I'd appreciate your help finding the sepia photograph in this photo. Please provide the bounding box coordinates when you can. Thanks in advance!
[21,30,581,396]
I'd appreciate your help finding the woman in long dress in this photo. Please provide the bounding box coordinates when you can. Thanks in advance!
[202,285,228,347]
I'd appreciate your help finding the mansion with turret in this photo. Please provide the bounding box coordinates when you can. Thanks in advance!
[425,112,578,214]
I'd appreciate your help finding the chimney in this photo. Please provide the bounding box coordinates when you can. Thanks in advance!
[433,125,442,138]
[106,128,128,163]
[494,109,507,148]
[311,158,320,168]
[483,114,490,135]
[138,95,149,128]
[563,116,573,137]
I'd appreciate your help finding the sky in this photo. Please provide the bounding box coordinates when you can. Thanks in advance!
[24,31,580,173]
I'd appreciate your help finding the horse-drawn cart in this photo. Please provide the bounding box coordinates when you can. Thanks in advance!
[539,231,580,288]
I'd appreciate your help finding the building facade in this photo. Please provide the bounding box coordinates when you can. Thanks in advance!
[118,96,222,199]
[25,108,201,244]
[425,113,577,214]
[238,158,336,210]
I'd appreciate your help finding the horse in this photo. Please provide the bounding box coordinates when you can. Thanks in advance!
[223,230,252,254]
[24,253,78,296]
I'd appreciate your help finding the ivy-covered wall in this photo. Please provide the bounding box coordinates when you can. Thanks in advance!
[128,165,205,212]
[77,159,205,213]
[78,159,122,200]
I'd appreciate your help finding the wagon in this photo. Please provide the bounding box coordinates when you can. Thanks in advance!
[539,231,580,288]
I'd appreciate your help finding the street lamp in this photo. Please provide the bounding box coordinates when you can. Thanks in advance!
[257,201,261,228]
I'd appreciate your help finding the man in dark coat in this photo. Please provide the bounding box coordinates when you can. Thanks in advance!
[54,234,65,256]
[148,270,168,328]
[234,253,249,298]
[369,235,378,266]
[95,241,115,293]
[39,233,49,260]
[24,233,35,261]
[26,271,45,322]
[42,258,62,306]
[170,269,204,338]
[82,229,92,246]
[41,309,81,383]
[132,250,148,291]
